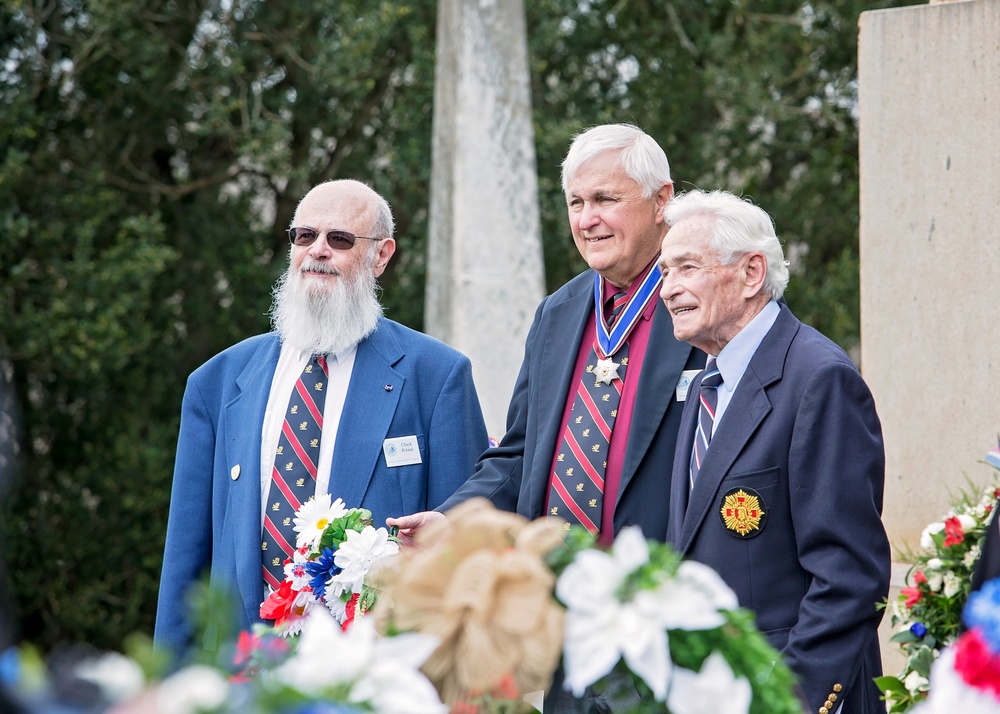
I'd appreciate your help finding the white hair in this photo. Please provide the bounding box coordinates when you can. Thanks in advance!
[268,248,383,355]
[561,124,672,198]
[664,189,790,300]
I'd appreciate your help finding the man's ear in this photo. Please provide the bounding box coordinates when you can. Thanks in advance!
[742,252,767,295]
[373,238,396,278]
[654,183,674,224]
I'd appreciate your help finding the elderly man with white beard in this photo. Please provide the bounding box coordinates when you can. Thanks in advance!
[154,179,488,658]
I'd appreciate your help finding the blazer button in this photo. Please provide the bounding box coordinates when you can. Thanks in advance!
[832,683,842,693]
[230,464,240,480]
[819,708,828,714]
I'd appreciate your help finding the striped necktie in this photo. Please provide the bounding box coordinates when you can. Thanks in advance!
[262,354,328,590]
[689,358,723,490]
[547,291,629,534]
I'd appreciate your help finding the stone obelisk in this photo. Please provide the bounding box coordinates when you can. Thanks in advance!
[426,0,545,438]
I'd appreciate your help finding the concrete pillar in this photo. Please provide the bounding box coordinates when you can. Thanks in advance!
[858,0,1000,669]
[426,0,546,438]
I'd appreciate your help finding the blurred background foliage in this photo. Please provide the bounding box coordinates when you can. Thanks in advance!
[0,0,912,652]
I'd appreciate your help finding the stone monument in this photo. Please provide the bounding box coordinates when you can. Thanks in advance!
[858,0,1000,668]
[426,0,546,438]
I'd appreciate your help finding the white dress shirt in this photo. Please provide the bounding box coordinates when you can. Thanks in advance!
[259,342,357,528]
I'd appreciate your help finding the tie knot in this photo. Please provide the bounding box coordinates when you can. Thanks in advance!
[701,362,723,389]
[605,290,629,327]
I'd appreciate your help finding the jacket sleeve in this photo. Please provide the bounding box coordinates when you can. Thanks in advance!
[783,360,891,713]
[438,298,547,515]
[153,375,216,659]
[424,353,490,511]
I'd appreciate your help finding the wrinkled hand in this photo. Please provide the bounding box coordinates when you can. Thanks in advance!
[386,510,447,548]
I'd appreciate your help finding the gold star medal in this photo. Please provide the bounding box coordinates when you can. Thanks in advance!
[594,357,620,385]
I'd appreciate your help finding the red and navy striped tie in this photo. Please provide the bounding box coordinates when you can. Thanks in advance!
[547,291,629,534]
[262,354,328,590]
[689,358,723,490]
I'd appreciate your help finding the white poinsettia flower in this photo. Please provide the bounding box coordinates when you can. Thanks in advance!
[273,610,445,714]
[74,651,146,703]
[558,526,669,698]
[331,525,399,594]
[656,561,739,630]
[272,607,373,691]
[293,494,347,549]
[349,624,447,714]
[667,652,751,714]
[155,664,230,714]
[920,521,945,549]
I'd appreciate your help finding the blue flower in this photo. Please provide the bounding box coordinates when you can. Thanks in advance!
[304,547,340,601]
[909,622,928,639]
[963,577,1000,652]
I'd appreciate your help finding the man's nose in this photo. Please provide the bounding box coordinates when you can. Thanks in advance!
[578,202,600,230]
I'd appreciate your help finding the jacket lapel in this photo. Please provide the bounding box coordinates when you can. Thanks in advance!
[525,276,592,518]
[677,306,799,553]
[327,320,403,508]
[226,335,282,625]
[617,302,693,504]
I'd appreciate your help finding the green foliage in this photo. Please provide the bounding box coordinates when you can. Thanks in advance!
[1,0,914,655]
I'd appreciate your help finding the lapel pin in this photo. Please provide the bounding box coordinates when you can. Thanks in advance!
[230,464,241,481]
[384,384,393,392]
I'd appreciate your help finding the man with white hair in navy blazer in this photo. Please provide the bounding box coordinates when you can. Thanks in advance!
[660,189,890,714]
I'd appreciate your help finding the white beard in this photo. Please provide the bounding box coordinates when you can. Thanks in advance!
[269,256,384,356]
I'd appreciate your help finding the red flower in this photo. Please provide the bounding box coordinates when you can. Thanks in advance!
[943,516,965,547]
[902,585,922,608]
[914,570,928,584]
[233,631,260,667]
[260,579,296,622]
[953,629,1000,699]
[342,592,360,631]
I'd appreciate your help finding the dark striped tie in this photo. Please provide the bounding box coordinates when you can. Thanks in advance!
[689,358,723,490]
[547,291,629,534]
[262,354,328,590]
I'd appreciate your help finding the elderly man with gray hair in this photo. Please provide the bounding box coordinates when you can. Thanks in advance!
[660,189,890,714]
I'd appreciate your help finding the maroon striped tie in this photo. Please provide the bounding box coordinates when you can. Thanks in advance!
[261,354,328,590]
[547,291,629,534]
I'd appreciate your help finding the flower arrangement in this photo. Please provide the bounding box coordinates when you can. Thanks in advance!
[259,494,398,636]
[375,498,803,714]
[4,497,806,714]
[876,447,1000,712]
[910,578,1000,713]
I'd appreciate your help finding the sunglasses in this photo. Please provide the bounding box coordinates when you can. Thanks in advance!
[287,227,381,251]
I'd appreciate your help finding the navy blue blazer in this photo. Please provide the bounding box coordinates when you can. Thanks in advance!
[154,319,487,655]
[668,303,890,714]
[441,270,704,542]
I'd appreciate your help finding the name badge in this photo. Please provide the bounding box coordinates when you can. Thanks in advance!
[382,435,422,467]
[675,369,702,402]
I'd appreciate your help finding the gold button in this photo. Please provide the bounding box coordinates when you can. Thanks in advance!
[819,708,828,714]
[230,464,240,480]
[824,701,833,709]
[833,683,842,693]
[829,693,838,702]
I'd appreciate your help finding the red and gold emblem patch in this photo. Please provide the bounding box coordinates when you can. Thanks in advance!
[719,487,767,538]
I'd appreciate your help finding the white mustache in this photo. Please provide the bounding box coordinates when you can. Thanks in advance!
[300,260,340,276]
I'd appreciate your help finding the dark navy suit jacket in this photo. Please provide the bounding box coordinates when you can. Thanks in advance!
[668,303,890,714]
[441,269,703,543]
[154,319,487,655]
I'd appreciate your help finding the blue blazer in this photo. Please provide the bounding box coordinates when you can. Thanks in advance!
[441,270,704,542]
[154,319,487,655]
[667,303,890,714]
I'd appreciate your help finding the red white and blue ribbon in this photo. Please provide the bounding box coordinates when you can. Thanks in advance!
[593,261,663,358]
